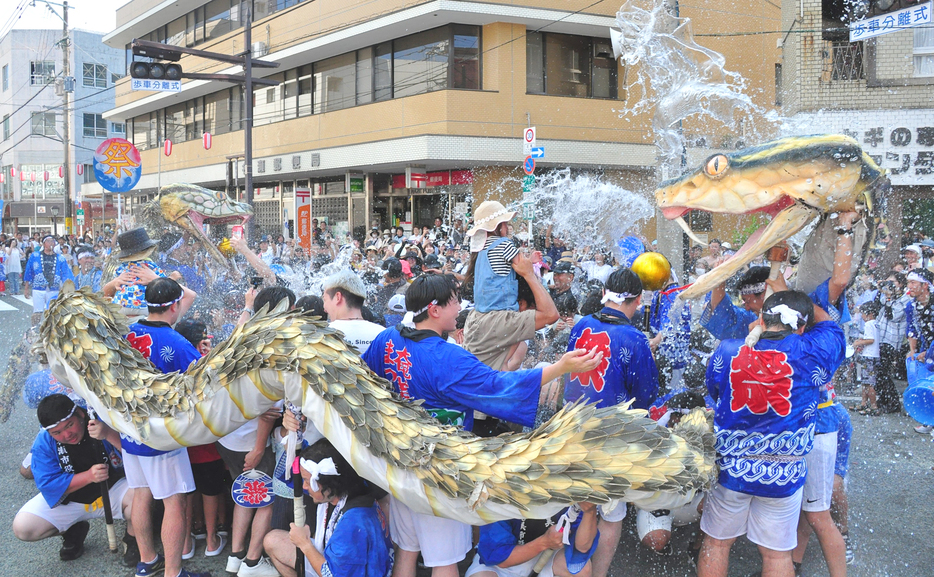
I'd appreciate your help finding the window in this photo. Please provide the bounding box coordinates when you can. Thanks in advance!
[824,40,864,81]
[31,112,56,135]
[915,27,934,77]
[1,65,7,91]
[83,113,107,138]
[526,32,618,99]
[111,71,124,83]
[393,27,450,98]
[775,63,782,106]
[314,53,356,113]
[112,122,125,134]
[451,25,480,89]
[2,114,8,140]
[82,63,107,88]
[204,0,236,42]
[0,165,11,197]
[30,61,55,85]
[374,43,392,101]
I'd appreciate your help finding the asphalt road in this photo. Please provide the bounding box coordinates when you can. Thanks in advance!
[0,294,931,577]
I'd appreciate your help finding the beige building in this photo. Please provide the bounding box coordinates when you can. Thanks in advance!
[98,0,784,253]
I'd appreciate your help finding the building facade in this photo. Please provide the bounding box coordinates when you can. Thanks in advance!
[0,29,124,235]
[780,0,934,253]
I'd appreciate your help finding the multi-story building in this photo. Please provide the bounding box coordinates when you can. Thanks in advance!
[0,28,124,235]
[780,0,934,252]
[98,0,779,248]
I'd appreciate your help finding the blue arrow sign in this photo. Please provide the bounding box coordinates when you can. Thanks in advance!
[531,147,545,158]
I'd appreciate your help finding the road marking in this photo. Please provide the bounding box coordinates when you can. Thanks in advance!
[0,299,17,312]
[13,295,32,306]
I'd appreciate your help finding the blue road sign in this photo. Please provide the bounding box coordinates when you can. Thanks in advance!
[523,156,535,175]
[531,147,545,158]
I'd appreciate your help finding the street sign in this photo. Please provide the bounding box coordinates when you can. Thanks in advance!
[521,201,534,220]
[77,215,85,225]
[76,209,84,216]
[523,156,535,175]
[522,126,536,156]
[131,78,182,93]
[531,147,545,158]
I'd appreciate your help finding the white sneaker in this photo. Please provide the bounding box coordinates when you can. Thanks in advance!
[237,556,280,577]
[914,425,933,434]
[226,555,243,574]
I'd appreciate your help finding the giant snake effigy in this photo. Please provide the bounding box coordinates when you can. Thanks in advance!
[34,134,887,523]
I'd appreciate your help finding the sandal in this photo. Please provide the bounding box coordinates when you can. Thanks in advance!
[850,403,869,412]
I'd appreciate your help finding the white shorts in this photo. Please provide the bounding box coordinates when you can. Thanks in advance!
[388,496,472,567]
[597,500,627,523]
[802,432,836,512]
[636,493,704,540]
[18,477,130,533]
[32,289,58,313]
[122,448,196,500]
[465,550,556,577]
[700,484,803,551]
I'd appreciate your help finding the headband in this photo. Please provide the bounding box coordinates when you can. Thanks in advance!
[149,293,184,307]
[42,403,77,430]
[765,304,807,329]
[907,272,932,287]
[411,299,438,317]
[300,457,339,491]
[601,290,638,305]
[739,282,767,295]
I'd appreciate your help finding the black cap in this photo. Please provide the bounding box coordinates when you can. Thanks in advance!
[553,261,575,275]
[384,257,403,277]
[117,228,158,260]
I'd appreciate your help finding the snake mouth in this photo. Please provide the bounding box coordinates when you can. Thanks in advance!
[662,195,796,247]
[184,211,251,269]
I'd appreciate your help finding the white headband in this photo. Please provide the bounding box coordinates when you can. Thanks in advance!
[601,290,638,305]
[907,272,932,287]
[765,304,807,329]
[43,404,77,430]
[411,299,438,317]
[300,457,339,491]
[149,293,184,308]
[739,282,767,295]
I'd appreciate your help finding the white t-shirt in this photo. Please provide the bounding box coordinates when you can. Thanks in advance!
[861,319,880,359]
[218,399,284,452]
[329,319,385,355]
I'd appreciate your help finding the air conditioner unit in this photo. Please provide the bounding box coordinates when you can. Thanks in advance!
[252,41,268,57]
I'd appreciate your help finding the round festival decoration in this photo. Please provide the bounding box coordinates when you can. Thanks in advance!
[231,469,274,508]
[93,138,142,193]
[616,235,646,268]
[631,251,672,291]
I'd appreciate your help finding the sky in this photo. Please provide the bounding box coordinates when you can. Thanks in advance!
[5,0,125,36]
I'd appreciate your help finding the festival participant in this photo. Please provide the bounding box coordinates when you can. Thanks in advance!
[643,257,692,391]
[122,278,206,577]
[853,301,881,414]
[23,235,75,324]
[322,269,385,355]
[5,238,24,295]
[700,266,770,341]
[103,228,183,320]
[75,247,103,293]
[876,272,908,414]
[176,319,228,558]
[263,439,393,577]
[219,286,294,577]
[467,502,599,577]
[362,274,602,577]
[12,395,135,563]
[699,290,845,577]
[700,239,723,271]
[563,267,658,577]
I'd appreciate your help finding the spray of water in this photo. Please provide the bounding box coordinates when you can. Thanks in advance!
[611,0,780,166]
[521,168,654,256]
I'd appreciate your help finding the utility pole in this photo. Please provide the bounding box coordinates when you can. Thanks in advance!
[243,4,255,241]
[61,0,71,235]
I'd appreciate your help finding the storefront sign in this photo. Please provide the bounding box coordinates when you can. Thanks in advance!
[295,188,312,250]
[392,170,473,189]
[346,173,365,193]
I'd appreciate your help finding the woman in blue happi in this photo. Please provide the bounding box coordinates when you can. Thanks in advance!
[264,438,393,577]
[467,502,599,577]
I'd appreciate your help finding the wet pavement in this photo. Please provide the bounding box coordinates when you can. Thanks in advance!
[1,293,932,576]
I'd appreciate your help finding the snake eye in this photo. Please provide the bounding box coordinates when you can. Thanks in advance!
[704,154,730,179]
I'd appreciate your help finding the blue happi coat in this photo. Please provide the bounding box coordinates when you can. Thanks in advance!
[564,308,658,410]
[362,325,543,430]
[318,498,393,577]
[706,321,844,498]
[31,428,123,508]
[23,251,74,291]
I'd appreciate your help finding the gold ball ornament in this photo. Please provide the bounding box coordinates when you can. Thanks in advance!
[631,252,671,291]
[218,238,235,258]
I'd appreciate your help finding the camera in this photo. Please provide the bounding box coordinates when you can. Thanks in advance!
[251,276,264,288]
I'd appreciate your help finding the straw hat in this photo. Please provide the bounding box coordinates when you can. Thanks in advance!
[466,201,516,237]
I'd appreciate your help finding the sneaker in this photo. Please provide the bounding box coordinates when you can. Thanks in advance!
[137,554,165,577]
[226,554,244,574]
[217,524,230,538]
[122,533,141,568]
[59,520,90,561]
[192,526,208,540]
[844,535,855,565]
[914,425,933,434]
[237,556,280,577]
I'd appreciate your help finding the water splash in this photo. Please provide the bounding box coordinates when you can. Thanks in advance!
[521,168,654,256]
[611,0,780,166]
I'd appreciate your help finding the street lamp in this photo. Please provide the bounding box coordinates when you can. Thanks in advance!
[51,205,60,237]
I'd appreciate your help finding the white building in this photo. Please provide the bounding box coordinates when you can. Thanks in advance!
[0,28,123,235]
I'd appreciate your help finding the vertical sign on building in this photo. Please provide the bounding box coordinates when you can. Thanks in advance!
[295,188,311,250]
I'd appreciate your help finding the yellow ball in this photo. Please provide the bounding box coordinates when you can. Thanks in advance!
[631,252,671,291]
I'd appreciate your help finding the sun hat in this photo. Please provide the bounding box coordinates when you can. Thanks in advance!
[466,201,516,253]
[116,228,158,260]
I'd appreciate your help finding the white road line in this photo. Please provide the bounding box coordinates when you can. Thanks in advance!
[13,295,32,306]
[0,299,16,312]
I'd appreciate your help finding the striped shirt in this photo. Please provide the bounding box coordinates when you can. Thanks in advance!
[483,236,519,276]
